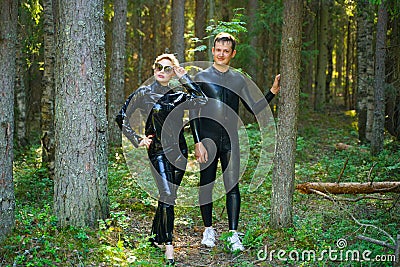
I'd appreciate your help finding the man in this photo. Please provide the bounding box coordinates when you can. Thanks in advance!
[190,32,281,252]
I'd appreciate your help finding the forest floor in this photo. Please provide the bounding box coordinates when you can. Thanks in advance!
[2,103,400,267]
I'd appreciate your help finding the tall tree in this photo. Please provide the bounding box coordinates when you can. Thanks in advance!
[41,0,56,176]
[15,1,28,147]
[314,0,330,111]
[54,0,109,227]
[356,0,375,144]
[108,0,127,147]
[344,15,354,109]
[207,0,215,60]
[171,0,185,62]
[301,0,318,104]
[247,0,259,81]
[0,0,18,242]
[195,0,207,61]
[335,1,345,106]
[385,15,400,140]
[270,0,303,229]
[371,2,388,155]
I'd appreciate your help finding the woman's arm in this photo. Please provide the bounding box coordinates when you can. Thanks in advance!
[116,88,147,147]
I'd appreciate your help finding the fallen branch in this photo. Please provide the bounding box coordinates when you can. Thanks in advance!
[303,185,399,265]
[336,158,349,183]
[368,162,378,185]
[357,235,395,250]
[308,189,393,202]
[296,182,400,195]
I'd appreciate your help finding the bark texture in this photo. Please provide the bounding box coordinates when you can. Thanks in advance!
[371,3,388,155]
[54,0,109,227]
[195,0,207,61]
[171,0,185,62]
[0,0,17,242]
[297,182,400,194]
[356,0,375,143]
[108,0,127,147]
[41,0,56,176]
[270,0,303,229]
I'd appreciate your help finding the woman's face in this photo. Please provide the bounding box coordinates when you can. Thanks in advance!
[153,58,175,86]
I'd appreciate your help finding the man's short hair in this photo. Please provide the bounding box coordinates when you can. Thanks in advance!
[213,32,236,51]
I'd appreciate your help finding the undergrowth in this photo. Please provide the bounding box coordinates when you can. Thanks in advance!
[1,107,399,266]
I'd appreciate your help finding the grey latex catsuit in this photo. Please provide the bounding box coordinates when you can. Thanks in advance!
[189,66,275,230]
[116,74,206,245]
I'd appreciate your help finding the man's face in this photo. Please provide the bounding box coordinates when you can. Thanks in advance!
[212,41,236,66]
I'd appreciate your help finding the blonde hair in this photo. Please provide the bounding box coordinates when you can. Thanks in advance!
[153,53,180,69]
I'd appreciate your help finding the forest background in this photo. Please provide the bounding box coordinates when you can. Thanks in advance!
[0,0,400,266]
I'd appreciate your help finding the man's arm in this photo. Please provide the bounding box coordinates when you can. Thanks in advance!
[242,74,281,114]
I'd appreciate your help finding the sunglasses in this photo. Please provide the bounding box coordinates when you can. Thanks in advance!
[154,62,174,74]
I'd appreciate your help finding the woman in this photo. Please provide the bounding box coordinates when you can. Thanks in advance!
[116,54,206,265]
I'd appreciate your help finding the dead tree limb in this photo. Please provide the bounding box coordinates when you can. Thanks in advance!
[308,189,393,202]
[357,235,395,250]
[296,182,400,195]
[337,158,349,183]
[304,185,399,265]
[368,162,378,185]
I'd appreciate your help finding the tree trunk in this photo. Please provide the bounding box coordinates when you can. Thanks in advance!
[300,0,317,106]
[326,35,333,104]
[344,16,352,109]
[41,0,56,177]
[247,0,259,81]
[296,182,400,195]
[221,0,229,21]
[136,2,144,85]
[385,15,400,140]
[270,0,303,229]
[371,3,388,155]
[0,0,17,242]
[207,0,215,60]
[15,5,28,147]
[152,1,160,56]
[108,0,127,147]
[314,0,330,112]
[54,0,109,228]
[171,0,185,62]
[356,0,375,144]
[336,15,344,105]
[195,0,207,61]
[238,0,259,125]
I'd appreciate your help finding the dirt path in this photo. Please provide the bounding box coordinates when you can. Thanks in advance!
[130,212,262,266]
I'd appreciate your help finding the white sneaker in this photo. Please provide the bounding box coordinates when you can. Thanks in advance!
[227,231,244,252]
[201,227,216,247]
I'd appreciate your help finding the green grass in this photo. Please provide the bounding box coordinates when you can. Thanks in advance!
[1,107,399,266]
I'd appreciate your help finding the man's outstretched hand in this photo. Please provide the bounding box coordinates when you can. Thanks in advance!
[271,74,281,95]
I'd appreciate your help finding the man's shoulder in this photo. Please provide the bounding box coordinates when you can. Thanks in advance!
[229,68,246,79]
[195,66,213,76]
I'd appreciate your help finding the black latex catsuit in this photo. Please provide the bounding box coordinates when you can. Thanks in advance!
[189,66,275,231]
[116,74,207,245]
